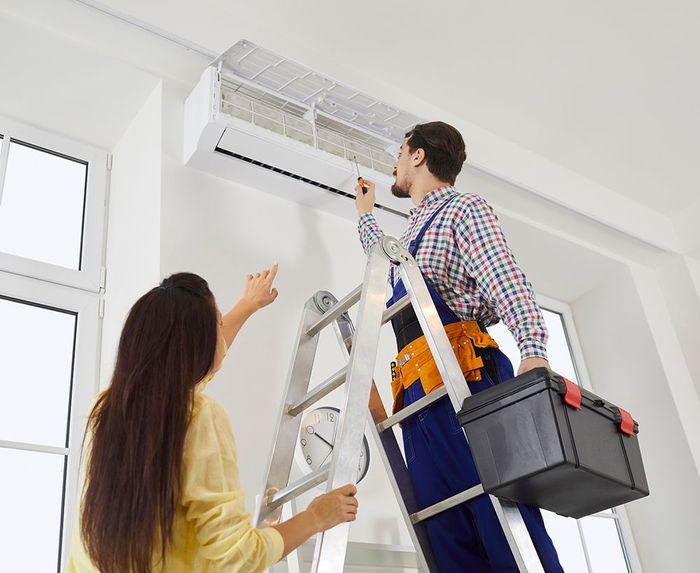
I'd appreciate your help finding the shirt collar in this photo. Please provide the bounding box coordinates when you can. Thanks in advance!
[409,185,456,217]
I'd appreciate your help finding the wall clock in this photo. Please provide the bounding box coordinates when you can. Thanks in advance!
[297,406,370,483]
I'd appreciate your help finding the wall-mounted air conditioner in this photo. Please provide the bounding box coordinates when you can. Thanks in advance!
[184,40,424,234]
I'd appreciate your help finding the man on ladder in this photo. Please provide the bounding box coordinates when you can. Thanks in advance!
[354,121,564,572]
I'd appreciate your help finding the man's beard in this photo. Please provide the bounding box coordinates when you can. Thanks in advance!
[391,178,410,198]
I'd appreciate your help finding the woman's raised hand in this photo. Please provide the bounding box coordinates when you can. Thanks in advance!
[241,263,279,312]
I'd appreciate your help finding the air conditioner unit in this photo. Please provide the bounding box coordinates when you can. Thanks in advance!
[184,41,424,235]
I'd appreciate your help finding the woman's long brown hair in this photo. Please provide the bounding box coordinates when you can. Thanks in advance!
[81,273,219,573]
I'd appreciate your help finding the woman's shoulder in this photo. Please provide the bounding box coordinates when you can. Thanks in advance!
[191,393,230,425]
[186,393,237,457]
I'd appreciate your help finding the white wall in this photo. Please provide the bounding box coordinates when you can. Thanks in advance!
[687,256,700,290]
[160,140,415,547]
[100,81,163,389]
[654,254,700,403]
[573,267,700,572]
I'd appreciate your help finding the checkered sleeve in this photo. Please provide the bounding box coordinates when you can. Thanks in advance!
[357,212,385,255]
[456,196,548,360]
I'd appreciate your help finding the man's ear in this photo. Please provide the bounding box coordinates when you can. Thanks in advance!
[412,148,426,166]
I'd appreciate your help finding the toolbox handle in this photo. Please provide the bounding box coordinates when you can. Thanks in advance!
[561,377,582,409]
[614,407,639,436]
[554,376,640,435]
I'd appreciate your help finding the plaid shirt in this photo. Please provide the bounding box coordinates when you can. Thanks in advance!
[358,186,548,360]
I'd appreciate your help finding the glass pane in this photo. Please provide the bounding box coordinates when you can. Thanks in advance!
[580,516,630,572]
[0,140,87,269]
[486,321,520,371]
[487,308,578,382]
[542,511,589,573]
[0,448,65,572]
[541,309,578,382]
[0,296,76,447]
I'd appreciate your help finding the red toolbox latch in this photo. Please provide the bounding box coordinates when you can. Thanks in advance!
[615,407,637,436]
[562,377,582,409]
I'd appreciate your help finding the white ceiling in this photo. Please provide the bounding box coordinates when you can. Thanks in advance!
[75,0,700,217]
[0,8,156,149]
[1,0,697,219]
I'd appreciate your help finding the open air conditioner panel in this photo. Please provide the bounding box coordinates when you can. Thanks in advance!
[185,40,424,233]
[213,40,422,143]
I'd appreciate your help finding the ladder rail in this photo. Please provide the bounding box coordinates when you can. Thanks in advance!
[330,303,438,573]
[310,247,392,573]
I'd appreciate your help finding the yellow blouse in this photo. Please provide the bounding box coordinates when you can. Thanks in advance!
[65,393,284,573]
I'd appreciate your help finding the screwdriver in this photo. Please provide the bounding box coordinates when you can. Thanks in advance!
[353,156,368,195]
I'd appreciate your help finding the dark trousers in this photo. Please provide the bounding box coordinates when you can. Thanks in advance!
[401,347,565,572]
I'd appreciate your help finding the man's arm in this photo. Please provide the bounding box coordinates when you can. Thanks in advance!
[454,196,550,375]
[355,180,385,254]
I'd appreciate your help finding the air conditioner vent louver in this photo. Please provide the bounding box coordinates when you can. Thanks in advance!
[221,81,396,176]
[214,146,405,219]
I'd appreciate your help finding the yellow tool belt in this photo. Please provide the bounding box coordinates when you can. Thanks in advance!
[390,320,499,414]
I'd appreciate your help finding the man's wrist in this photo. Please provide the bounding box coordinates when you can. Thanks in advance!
[517,356,550,375]
[520,356,549,365]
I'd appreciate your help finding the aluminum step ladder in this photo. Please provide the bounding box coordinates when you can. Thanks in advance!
[254,236,545,573]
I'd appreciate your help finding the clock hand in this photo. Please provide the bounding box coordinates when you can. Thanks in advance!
[314,432,334,450]
[318,449,333,468]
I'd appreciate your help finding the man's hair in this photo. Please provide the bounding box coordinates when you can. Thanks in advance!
[404,121,467,185]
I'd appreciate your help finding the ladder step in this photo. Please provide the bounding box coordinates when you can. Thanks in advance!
[306,286,362,337]
[267,466,330,510]
[306,291,409,339]
[381,294,411,324]
[287,367,348,417]
[377,387,448,432]
[410,484,485,524]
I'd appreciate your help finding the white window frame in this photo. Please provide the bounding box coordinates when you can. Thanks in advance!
[0,115,108,293]
[537,294,644,573]
[0,271,100,569]
[0,117,107,570]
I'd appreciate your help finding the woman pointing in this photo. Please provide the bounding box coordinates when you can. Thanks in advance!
[67,264,358,573]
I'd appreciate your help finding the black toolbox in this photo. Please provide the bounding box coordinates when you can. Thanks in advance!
[457,367,649,518]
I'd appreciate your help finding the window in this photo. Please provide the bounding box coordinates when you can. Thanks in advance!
[0,298,77,447]
[488,298,639,572]
[0,117,105,571]
[0,118,107,292]
[0,140,88,269]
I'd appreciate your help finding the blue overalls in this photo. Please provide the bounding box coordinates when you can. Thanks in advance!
[387,197,564,573]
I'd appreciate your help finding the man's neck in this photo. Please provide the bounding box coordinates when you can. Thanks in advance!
[409,178,453,206]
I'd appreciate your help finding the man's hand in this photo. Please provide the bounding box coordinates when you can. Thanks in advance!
[355,179,376,216]
[517,356,550,376]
